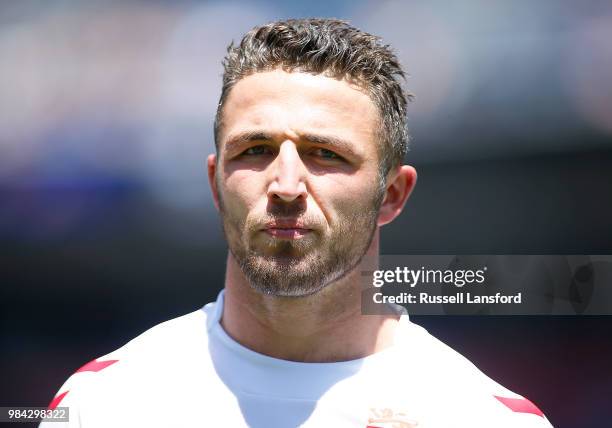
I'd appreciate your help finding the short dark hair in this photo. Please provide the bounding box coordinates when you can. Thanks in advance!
[214,18,413,181]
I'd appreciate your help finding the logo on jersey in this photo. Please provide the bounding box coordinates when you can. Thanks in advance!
[366,407,418,428]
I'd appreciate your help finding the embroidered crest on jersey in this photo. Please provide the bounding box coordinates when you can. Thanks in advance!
[367,407,418,427]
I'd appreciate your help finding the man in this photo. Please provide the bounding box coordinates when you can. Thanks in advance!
[43,19,553,427]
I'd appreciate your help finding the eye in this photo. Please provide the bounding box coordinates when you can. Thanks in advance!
[242,145,272,156]
[312,148,343,161]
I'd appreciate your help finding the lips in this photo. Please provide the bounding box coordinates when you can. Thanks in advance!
[262,220,313,239]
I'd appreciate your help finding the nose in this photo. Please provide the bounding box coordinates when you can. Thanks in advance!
[267,141,308,202]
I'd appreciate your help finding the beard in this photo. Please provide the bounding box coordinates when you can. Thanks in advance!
[220,188,384,298]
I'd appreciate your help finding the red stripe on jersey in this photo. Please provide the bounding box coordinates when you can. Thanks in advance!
[48,390,69,410]
[494,395,544,417]
[76,359,118,373]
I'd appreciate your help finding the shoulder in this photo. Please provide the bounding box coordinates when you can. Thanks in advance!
[396,319,554,427]
[46,303,217,411]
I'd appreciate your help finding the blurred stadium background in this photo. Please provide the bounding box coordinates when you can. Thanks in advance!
[1,1,611,427]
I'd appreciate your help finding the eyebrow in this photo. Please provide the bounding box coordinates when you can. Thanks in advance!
[223,130,360,158]
[224,131,274,154]
[300,133,358,157]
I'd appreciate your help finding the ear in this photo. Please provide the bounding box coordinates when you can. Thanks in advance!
[207,154,220,211]
[377,165,417,226]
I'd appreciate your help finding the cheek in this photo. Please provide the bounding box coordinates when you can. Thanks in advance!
[312,171,380,223]
[220,171,265,219]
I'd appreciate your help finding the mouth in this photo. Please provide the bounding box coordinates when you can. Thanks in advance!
[264,228,312,239]
[262,220,313,239]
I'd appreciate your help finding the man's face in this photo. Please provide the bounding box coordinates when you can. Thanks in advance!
[214,69,384,297]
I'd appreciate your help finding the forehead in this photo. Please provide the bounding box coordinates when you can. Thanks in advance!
[219,69,380,152]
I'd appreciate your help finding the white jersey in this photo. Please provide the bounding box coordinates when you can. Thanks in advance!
[42,290,553,428]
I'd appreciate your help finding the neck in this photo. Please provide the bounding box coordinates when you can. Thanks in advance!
[220,230,400,362]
